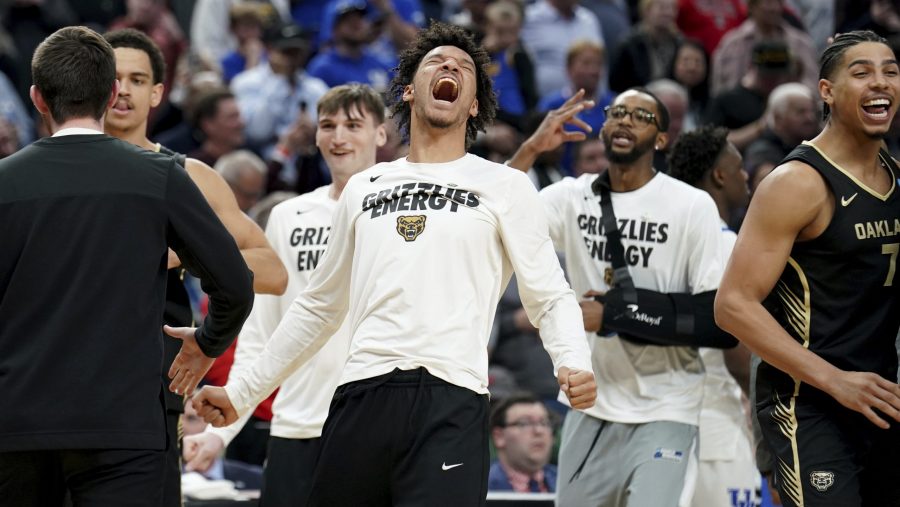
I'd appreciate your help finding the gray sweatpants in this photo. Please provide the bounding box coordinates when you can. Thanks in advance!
[556,411,698,507]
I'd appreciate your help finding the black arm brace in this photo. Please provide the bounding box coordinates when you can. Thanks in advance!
[599,288,738,349]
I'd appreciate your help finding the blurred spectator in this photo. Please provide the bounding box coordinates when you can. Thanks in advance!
[3,0,77,106]
[318,0,424,64]
[231,22,328,156]
[675,0,744,56]
[0,69,32,146]
[375,114,409,163]
[711,0,818,95]
[266,100,323,194]
[221,3,272,83]
[215,150,269,213]
[786,0,835,52]
[521,0,604,97]
[154,69,224,155]
[188,88,246,167]
[744,82,818,192]
[646,78,688,172]
[483,0,539,129]
[704,40,795,151]
[609,0,681,93]
[110,0,188,105]
[0,117,19,159]
[478,121,523,163]
[572,137,608,176]
[582,0,632,51]
[840,0,900,39]
[306,0,394,92]
[191,0,291,63]
[488,394,558,493]
[449,0,492,40]
[669,38,710,132]
[539,40,614,174]
[182,401,264,490]
[247,190,299,230]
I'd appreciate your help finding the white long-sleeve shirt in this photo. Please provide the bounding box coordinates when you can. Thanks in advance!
[541,173,725,426]
[209,185,349,444]
[225,154,593,414]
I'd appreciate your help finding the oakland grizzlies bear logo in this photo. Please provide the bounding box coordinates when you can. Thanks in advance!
[810,471,834,492]
[397,215,426,242]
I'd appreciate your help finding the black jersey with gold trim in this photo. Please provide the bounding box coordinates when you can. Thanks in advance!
[759,142,900,400]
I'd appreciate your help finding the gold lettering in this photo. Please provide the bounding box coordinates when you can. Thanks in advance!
[856,223,867,240]
[867,223,877,239]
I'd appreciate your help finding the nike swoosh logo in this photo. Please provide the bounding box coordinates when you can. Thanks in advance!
[441,462,463,471]
[370,175,383,182]
[841,193,858,206]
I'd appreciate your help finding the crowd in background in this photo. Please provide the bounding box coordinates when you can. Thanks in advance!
[2,0,899,500]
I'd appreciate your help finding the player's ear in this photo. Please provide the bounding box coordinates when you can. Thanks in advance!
[819,78,833,111]
[150,82,164,108]
[375,123,387,148]
[654,132,668,151]
[402,84,414,103]
[469,97,478,118]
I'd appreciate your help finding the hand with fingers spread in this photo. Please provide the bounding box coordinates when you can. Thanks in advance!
[579,290,605,332]
[164,325,216,397]
[558,366,597,410]
[192,385,239,427]
[506,89,596,172]
[183,432,226,473]
[826,370,900,429]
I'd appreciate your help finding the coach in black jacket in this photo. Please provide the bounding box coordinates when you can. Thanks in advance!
[0,27,253,507]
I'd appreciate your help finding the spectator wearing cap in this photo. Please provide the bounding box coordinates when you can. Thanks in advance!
[488,394,558,493]
[306,0,395,92]
[220,2,273,83]
[710,0,817,95]
[703,40,797,151]
[318,0,424,64]
[230,22,328,157]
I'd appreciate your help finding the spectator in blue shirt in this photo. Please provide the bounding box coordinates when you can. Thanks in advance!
[488,394,559,493]
[483,0,538,131]
[538,40,613,174]
[306,0,394,92]
[220,3,270,84]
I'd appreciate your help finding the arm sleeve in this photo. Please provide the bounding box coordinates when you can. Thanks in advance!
[537,178,571,250]
[223,187,356,414]
[500,172,592,374]
[166,161,254,357]
[685,193,726,294]
[209,206,291,445]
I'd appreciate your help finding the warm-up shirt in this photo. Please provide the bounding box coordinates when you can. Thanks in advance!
[0,132,254,452]
[210,185,350,443]
[541,172,725,426]
[225,154,592,415]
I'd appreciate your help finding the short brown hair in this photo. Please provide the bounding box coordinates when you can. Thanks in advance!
[32,26,117,123]
[566,40,605,68]
[317,83,386,125]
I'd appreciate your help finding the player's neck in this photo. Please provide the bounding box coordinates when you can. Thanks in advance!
[52,117,104,133]
[607,158,656,192]
[329,168,360,200]
[406,124,467,163]
[107,123,155,151]
[812,122,884,176]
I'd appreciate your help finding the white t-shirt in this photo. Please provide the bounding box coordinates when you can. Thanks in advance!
[209,185,349,443]
[225,154,593,414]
[540,172,725,426]
[697,222,753,460]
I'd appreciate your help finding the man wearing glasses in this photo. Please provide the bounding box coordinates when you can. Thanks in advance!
[488,394,558,493]
[508,87,728,506]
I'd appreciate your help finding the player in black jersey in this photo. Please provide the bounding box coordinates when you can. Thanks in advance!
[103,29,287,506]
[716,30,900,507]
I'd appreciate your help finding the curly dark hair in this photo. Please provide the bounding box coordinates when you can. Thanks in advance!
[667,125,729,186]
[389,21,497,147]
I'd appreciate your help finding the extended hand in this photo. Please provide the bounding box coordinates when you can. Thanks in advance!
[183,432,226,473]
[579,290,605,332]
[192,386,239,427]
[525,89,595,153]
[828,370,900,429]
[558,366,597,410]
[164,325,215,397]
